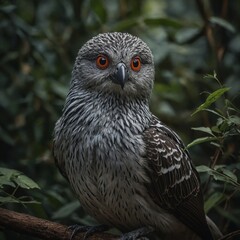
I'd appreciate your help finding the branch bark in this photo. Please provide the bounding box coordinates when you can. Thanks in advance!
[0,207,117,240]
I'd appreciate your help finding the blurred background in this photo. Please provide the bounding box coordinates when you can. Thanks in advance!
[0,0,240,239]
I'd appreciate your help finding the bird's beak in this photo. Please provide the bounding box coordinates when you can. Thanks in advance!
[113,62,128,89]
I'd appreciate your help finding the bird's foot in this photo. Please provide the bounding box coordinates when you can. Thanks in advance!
[120,227,154,240]
[68,224,109,240]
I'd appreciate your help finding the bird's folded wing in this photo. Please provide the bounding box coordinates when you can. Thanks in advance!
[143,116,213,240]
[52,119,69,181]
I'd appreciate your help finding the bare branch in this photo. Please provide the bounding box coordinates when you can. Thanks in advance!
[0,207,117,240]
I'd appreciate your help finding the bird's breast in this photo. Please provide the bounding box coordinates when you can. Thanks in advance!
[64,121,151,228]
[55,97,154,228]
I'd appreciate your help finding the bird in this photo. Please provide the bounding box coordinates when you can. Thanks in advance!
[53,32,222,240]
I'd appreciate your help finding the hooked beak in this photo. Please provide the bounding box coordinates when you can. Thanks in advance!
[113,62,128,89]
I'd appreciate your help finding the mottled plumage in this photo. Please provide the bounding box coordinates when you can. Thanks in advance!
[53,32,221,240]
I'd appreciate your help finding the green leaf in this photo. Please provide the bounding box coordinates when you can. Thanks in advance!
[191,127,215,136]
[0,196,40,205]
[217,167,238,182]
[187,136,217,149]
[0,167,40,190]
[204,192,225,213]
[197,165,240,188]
[203,109,225,118]
[213,165,227,170]
[0,176,16,188]
[0,167,18,181]
[14,174,40,190]
[210,142,221,148]
[144,17,183,28]
[211,126,221,134]
[229,115,240,125]
[210,17,236,33]
[18,200,40,204]
[196,165,212,173]
[218,119,231,132]
[0,196,21,204]
[192,87,230,116]
[203,72,218,81]
[52,201,80,219]
[210,170,240,188]
[18,195,40,204]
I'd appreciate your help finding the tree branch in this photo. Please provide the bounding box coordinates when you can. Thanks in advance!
[0,207,117,240]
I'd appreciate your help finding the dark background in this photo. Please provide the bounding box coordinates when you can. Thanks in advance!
[0,0,240,239]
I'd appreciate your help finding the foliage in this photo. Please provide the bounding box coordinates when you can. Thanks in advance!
[188,73,240,149]
[0,0,240,239]
[0,167,40,205]
[187,73,240,233]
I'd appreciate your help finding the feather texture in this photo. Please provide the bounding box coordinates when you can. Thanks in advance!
[53,32,221,240]
[143,116,213,240]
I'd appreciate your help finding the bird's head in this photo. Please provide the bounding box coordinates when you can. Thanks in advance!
[71,32,154,99]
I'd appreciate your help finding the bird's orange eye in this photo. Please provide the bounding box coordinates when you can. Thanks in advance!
[96,55,109,69]
[131,57,141,72]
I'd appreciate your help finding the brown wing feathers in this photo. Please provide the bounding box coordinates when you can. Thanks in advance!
[143,117,213,240]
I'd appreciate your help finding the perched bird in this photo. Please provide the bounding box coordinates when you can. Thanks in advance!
[53,32,222,240]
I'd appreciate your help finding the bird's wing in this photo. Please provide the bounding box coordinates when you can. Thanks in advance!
[143,116,213,240]
[52,119,69,181]
[53,144,68,181]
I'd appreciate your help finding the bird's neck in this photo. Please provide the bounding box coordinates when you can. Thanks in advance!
[62,88,152,133]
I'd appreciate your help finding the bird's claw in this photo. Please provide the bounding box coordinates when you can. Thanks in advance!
[68,224,109,240]
[120,227,154,240]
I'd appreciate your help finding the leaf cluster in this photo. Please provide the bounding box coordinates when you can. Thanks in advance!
[0,167,40,205]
